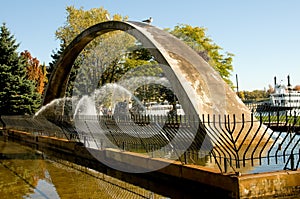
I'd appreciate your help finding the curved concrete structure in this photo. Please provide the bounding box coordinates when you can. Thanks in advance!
[43,21,267,145]
[44,21,248,115]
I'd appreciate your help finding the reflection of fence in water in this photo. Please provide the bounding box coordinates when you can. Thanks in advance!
[1,112,299,174]
[49,157,165,199]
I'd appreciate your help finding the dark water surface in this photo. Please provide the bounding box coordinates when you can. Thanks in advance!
[0,137,167,199]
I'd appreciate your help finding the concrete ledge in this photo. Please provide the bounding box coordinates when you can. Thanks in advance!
[38,136,77,151]
[239,170,300,198]
[103,148,237,193]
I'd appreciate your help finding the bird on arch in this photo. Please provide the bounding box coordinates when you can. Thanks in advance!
[142,17,153,24]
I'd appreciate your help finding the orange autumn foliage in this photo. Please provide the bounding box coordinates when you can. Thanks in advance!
[21,50,47,94]
[294,85,300,91]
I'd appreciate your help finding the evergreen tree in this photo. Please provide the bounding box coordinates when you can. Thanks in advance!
[0,23,41,115]
[48,44,82,97]
[47,44,65,81]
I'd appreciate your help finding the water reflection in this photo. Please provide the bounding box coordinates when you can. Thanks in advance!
[0,137,166,199]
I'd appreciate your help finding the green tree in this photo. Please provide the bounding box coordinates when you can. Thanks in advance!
[48,44,82,98]
[48,44,65,81]
[168,24,234,87]
[239,90,269,102]
[55,6,126,47]
[54,6,133,97]
[77,31,135,95]
[0,23,41,115]
[110,43,168,103]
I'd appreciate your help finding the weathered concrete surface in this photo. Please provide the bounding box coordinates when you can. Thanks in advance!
[43,20,269,145]
[239,170,300,198]
[4,130,300,198]
[43,20,246,117]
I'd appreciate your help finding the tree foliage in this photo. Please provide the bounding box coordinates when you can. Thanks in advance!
[53,6,133,97]
[48,44,65,80]
[55,6,126,46]
[123,47,165,104]
[168,24,234,86]
[237,90,269,102]
[0,23,41,115]
[293,85,300,91]
[21,50,47,94]
[76,31,136,95]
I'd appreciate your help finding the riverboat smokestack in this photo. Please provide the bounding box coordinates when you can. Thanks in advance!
[274,76,277,87]
[287,75,292,91]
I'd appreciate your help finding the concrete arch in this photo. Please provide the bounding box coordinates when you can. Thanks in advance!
[43,20,250,118]
[43,20,271,147]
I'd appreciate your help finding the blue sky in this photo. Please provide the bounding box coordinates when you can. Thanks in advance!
[1,0,300,91]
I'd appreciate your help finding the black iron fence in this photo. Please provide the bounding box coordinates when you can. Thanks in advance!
[200,112,299,173]
[0,111,299,174]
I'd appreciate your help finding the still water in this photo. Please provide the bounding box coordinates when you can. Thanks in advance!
[0,136,167,199]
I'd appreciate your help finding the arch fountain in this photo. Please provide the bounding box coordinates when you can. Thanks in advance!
[43,20,268,147]
[44,20,244,116]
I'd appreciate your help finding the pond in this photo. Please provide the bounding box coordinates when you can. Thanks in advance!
[0,136,167,199]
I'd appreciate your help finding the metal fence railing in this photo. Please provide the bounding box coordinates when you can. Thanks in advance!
[1,111,299,174]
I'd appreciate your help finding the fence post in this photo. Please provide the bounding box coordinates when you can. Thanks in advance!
[224,158,227,173]
[151,145,154,158]
[290,154,294,170]
[84,135,87,146]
